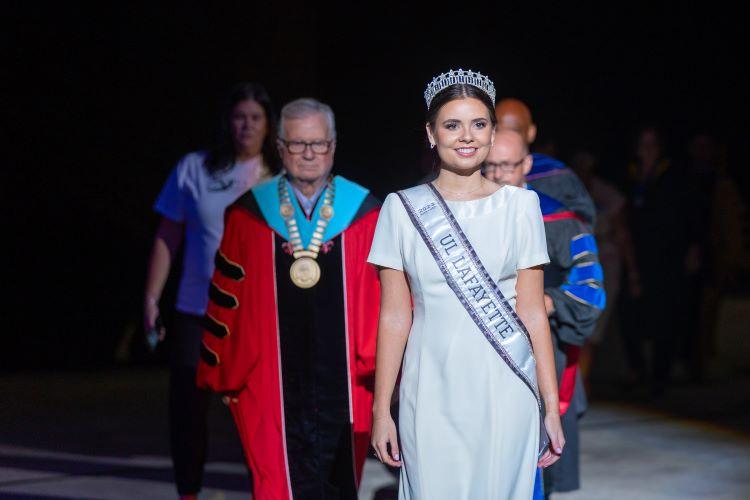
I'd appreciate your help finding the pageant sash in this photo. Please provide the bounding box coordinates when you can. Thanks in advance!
[397,184,549,456]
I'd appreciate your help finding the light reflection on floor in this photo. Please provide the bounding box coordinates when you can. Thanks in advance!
[1,379,748,499]
[359,403,750,500]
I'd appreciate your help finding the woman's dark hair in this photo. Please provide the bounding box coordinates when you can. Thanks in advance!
[205,82,279,175]
[426,84,497,131]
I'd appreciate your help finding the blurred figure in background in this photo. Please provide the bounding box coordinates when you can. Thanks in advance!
[143,82,277,499]
[620,126,699,395]
[683,132,746,379]
[570,150,633,390]
[494,101,601,498]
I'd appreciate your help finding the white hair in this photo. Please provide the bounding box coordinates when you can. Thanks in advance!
[278,98,337,140]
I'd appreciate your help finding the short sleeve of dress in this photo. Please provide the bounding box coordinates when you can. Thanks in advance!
[367,193,405,271]
[153,158,189,223]
[514,189,550,270]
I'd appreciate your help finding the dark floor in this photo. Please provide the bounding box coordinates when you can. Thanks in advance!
[0,367,249,499]
[2,299,749,500]
[1,366,748,499]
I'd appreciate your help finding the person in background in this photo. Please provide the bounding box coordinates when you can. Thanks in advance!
[496,99,598,499]
[494,98,596,226]
[569,150,633,390]
[485,131,604,498]
[682,132,746,380]
[620,126,699,394]
[143,82,277,500]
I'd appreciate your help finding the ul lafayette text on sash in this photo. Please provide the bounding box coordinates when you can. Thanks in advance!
[438,233,515,339]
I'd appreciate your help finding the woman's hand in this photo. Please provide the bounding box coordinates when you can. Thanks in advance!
[143,216,184,341]
[537,412,565,468]
[371,267,410,468]
[516,267,564,468]
[143,297,165,341]
[371,414,402,467]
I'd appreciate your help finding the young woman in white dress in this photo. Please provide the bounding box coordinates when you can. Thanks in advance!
[368,72,565,499]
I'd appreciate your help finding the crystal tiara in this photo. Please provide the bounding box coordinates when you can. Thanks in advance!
[424,69,496,109]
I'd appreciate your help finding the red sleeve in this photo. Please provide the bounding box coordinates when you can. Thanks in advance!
[344,208,381,379]
[196,206,275,393]
[343,207,382,480]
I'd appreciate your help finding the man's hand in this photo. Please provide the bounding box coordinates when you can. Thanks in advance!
[543,294,555,316]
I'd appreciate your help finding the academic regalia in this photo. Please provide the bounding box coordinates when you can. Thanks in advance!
[526,157,604,495]
[527,153,597,227]
[196,174,381,500]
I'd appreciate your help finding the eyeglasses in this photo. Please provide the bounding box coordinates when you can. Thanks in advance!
[278,139,334,155]
[482,156,528,172]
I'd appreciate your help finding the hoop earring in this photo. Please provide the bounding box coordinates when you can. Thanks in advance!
[430,143,435,149]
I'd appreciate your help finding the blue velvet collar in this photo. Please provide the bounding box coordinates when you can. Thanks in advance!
[251,174,370,245]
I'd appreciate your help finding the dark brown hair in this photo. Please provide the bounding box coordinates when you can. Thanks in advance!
[205,82,280,175]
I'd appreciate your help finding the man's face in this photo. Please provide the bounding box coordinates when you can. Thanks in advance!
[483,132,532,188]
[278,113,336,184]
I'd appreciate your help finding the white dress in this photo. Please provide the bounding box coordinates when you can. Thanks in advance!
[367,185,550,500]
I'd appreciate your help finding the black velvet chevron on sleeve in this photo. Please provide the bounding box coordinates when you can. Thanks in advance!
[201,313,230,339]
[200,342,220,366]
[215,251,245,281]
[208,282,238,309]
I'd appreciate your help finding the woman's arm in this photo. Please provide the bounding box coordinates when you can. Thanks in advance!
[516,265,565,467]
[371,267,412,467]
[143,217,184,335]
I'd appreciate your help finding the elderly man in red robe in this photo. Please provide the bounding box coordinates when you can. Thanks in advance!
[197,97,381,499]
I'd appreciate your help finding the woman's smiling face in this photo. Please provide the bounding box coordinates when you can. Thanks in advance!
[427,97,494,172]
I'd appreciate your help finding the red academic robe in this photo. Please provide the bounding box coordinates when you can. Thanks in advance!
[197,179,380,500]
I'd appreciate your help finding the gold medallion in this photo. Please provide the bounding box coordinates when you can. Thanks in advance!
[290,257,321,289]
[279,176,334,289]
[320,204,334,220]
[280,203,295,218]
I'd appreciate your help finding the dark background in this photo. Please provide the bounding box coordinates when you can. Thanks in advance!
[4,4,747,369]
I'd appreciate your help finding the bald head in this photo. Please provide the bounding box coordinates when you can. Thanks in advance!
[493,129,528,157]
[495,98,537,145]
[484,129,533,188]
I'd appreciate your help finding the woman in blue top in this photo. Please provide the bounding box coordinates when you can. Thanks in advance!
[144,82,278,500]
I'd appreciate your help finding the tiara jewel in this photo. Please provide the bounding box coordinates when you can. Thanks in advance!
[423,68,496,109]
